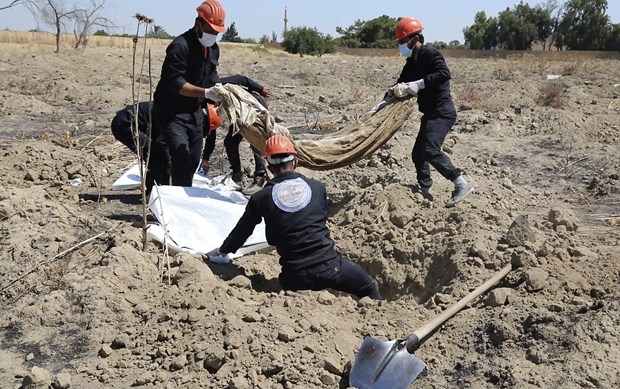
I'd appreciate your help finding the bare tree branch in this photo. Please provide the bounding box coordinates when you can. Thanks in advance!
[73,0,115,48]
[0,0,27,11]
[26,0,79,52]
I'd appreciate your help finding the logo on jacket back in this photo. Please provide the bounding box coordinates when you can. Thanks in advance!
[272,178,312,213]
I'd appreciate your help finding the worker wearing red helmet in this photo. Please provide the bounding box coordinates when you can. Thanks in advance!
[372,17,473,208]
[200,74,272,193]
[206,135,381,300]
[151,0,227,188]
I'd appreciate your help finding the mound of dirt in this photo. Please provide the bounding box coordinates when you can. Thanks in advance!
[1,43,619,388]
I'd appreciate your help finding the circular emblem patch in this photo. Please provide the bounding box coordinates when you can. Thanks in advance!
[272,178,312,213]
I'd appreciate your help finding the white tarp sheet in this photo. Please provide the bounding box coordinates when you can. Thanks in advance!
[111,163,242,191]
[111,164,269,258]
[146,185,269,258]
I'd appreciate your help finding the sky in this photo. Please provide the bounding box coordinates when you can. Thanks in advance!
[1,0,619,44]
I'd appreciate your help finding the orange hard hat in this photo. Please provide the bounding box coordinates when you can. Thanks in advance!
[196,0,226,33]
[395,17,424,42]
[263,135,297,157]
[206,103,222,131]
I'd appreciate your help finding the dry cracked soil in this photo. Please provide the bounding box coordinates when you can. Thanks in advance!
[0,41,619,389]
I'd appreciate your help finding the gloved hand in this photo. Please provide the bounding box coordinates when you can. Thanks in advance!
[204,87,221,103]
[391,79,425,98]
[204,247,231,264]
[368,100,387,115]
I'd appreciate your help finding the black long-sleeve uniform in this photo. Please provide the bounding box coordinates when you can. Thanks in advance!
[152,28,220,187]
[220,171,334,271]
[396,44,455,117]
[397,44,461,188]
[218,171,380,299]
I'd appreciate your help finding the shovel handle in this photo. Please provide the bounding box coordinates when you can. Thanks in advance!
[410,263,512,347]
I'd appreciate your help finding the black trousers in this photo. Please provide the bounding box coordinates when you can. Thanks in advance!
[224,128,266,176]
[110,115,149,156]
[279,254,381,300]
[154,106,202,187]
[412,113,461,188]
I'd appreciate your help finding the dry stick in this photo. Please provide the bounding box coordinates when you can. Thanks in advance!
[151,186,171,285]
[0,224,120,293]
[131,14,154,250]
[142,50,153,251]
[372,201,388,225]
[136,23,151,251]
[80,134,101,151]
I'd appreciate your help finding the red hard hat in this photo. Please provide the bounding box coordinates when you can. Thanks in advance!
[196,0,226,33]
[263,135,297,157]
[206,103,222,131]
[395,17,424,42]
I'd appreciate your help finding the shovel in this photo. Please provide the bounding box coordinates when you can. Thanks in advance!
[350,263,512,389]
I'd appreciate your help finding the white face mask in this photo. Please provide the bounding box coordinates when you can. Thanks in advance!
[198,31,217,47]
[399,43,413,58]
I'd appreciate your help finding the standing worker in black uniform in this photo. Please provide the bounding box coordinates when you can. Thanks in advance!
[200,74,272,193]
[371,17,473,208]
[206,135,381,300]
[151,0,226,187]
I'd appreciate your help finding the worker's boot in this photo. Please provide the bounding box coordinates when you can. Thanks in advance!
[231,170,244,189]
[445,176,473,208]
[420,186,434,201]
[242,175,266,196]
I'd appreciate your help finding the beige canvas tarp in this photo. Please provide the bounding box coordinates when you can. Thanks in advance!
[214,83,416,171]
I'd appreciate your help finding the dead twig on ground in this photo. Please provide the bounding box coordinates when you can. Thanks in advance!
[0,223,121,293]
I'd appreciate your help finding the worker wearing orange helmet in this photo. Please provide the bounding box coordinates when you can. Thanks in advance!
[372,17,473,208]
[206,135,381,300]
[151,0,227,188]
[200,74,272,193]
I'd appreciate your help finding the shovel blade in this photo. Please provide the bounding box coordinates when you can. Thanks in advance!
[349,336,426,389]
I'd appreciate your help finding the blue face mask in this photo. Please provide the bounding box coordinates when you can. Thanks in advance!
[399,43,413,58]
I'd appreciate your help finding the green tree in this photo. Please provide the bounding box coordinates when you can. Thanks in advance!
[221,21,241,42]
[497,3,539,50]
[530,4,554,49]
[463,11,498,49]
[335,19,363,48]
[605,23,620,51]
[282,26,335,57]
[270,31,278,43]
[147,25,173,39]
[259,34,269,45]
[93,29,108,36]
[336,15,399,48]
[555,0,610,50]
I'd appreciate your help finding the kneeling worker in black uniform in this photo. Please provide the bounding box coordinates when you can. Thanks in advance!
[206,135,381,300]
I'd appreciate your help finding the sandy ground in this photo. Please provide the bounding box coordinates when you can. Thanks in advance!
[1,42,619,389]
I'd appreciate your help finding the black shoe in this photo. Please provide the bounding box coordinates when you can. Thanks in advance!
[231,171,244,188]
[420,186,434,201]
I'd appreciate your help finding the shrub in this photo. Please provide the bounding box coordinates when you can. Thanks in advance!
[538,83,567,108]
[282,27,336,57]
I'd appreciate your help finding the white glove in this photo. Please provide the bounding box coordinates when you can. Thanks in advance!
[391,79,425,98]
[368,100,387,115]
[204,247,231,264]
[204,87,221,103]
